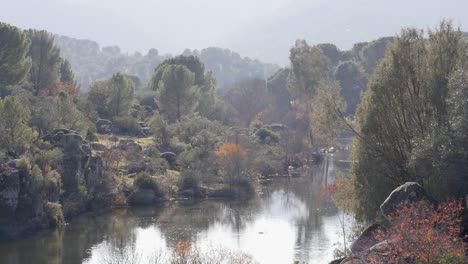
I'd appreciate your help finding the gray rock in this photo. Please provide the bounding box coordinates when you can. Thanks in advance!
[380,182,436,221]
[96,119,113,134]
[119,139,142,152]
[161,152,177,164]
[351,224,385,255]
[0,169,20,214]
[90,142,108,152]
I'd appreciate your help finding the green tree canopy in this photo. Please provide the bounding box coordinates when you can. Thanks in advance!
[88,72,135,118]
[0,22,31,87]
[351,21,468,220]
[26,30,62,95]
[0,96,34,154]
[155,64,196,122]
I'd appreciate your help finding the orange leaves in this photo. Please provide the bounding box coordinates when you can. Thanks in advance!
[369,199,466,263]
[214,143,246,162]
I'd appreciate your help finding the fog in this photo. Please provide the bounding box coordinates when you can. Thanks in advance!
[1,0,467,65]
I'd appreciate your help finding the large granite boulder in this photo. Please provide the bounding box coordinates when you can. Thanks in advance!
[380,182,436,221]
[96,119,113,134]
[351,224,385,255]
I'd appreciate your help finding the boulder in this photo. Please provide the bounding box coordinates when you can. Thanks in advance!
[351,224,385,255]
[119,139,142,152]
[96,119,113,134]
[329,258,345,264]
[380,182,436,221]
[161,152,177,164]
[90,142,108,152]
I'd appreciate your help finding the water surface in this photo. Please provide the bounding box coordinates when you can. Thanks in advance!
[0,153,352,264]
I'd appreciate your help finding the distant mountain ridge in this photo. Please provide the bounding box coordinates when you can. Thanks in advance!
[54,35,280,91]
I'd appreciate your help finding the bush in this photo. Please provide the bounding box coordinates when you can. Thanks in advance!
[112,115,142,136]
[255,128,280,143]
[45,202,65,227]
[134,172,160,193]
[178,172,201,197]
[34,148,63,171]
[86,131,98,142]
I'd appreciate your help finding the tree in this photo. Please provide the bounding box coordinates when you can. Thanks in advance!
[59,59,77,87]
[351,21,468,220]
[214,143,247,183]
[150,55,216,118]
[0,96,34,154]
[154,64,195,122]
[288,39,330,100]
[223,78,270,127]
[26,30,62,96]
[107,73,134,117]
[88,72,135,118]
[0,22,31,87]
[334,61,367,115]
[310,82,347,146]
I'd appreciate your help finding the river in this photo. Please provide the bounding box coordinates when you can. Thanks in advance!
[0,152,353,264]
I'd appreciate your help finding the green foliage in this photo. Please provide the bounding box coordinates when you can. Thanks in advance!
[352,21,468,220]
[178,171,199,192]
[59,59,77,87]
[26,29,62,95]
[0,96,34,154]
[134,172,160,193]
[0,22,32,87]
[334,61,367,114]
[88,72,135,118]
[34,148,63,171]
[256,128,280,143]
[153,64,196,122]
[310,82,347,145]
[288,39,330,99]
[112,115,141,136]
[30,92,88,135]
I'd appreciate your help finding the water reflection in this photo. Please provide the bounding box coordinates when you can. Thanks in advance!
[0,154,350,264]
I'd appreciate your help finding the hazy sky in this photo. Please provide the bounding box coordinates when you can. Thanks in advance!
[1,0,467,65]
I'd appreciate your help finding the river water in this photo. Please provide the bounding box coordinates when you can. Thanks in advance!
[0,152,353,264]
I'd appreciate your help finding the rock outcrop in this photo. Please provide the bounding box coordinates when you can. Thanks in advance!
[350,224,385,255]
[380,182,436,221]
[96,119,113,134]
[0,168,20,215]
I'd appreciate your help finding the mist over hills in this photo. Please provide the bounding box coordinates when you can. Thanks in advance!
[2,0,467,65]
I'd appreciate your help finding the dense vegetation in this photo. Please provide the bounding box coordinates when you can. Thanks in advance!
[1,17,467,263]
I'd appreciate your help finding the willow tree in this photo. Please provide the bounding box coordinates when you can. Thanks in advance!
[352,21,468,220]
[0,22,31,87]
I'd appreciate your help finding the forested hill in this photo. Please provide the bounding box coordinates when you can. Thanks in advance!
[54,35,279,91]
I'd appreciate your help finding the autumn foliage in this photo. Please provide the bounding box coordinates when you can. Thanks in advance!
[214,143,248,180]
[368,200,466,264]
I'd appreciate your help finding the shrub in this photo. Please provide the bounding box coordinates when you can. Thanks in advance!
[368,200,466,264]
[134,172,160,193]
[178,171,199,192]
[112,115,142,136]
[255,128,280,143]
[45,202,65,227]
[34,148,63,171]
[86,131,98,142]
[44,170,62,202]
